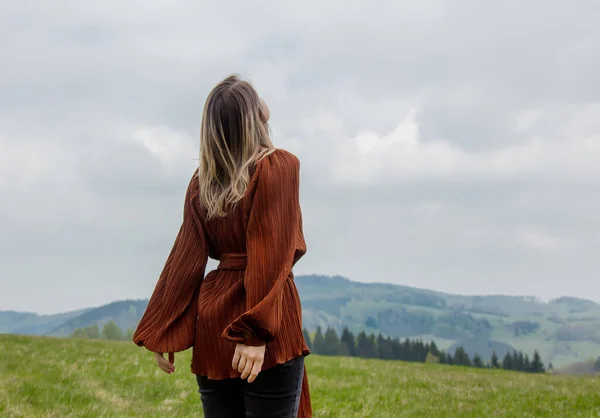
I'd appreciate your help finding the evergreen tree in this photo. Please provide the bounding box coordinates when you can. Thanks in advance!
[101,321,123,340]
[355,331,377,358]
[368,334,380,359]
[490,351,500,369]
[338,338,351,356]
[517,351,525,372]
[530,350,545,373]
[508,351,516,370]
[355,331,369,358]
[416,339,427,362]
[511,351,519,370]
[413,339,421,361]
[438,351,447,364]
[429,341,440,357]
[453,346,472,366]
[378,334,394,360]
[376,334,385,359]
[594,357,600,372]
[523,354,531,373]
[548,362,554,371]
[472,353,484,368]
[391,338,404,361]
[502,352,513,370]
[386,336,395,359]
[323,328,343,356]
[340,328,355,356]
[303,328,312,350]
[402,339,413,361]
[312,327,326,355]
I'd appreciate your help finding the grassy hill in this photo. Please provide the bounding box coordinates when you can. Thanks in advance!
[2,275,600,368]
[1,334,599,417]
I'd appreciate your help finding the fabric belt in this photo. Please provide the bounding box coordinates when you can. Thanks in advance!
[218,253,248,270]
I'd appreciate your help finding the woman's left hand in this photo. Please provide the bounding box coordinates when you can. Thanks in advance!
[232,343,265,383]
[154,352,175,374]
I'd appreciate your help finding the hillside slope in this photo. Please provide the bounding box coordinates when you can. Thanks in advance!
[2,275,599,367]
[1,334,599,417]
[0,308,90,335]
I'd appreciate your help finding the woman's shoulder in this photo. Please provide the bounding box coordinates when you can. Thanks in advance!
[261,148,300,171]
[184,168,201,200]
[253,149,300,195]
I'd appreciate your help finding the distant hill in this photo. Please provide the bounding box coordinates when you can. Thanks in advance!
[555,358,600,376]
[0,308,91,335]
[549,296,600,314]
[48,300,149,337]
[2,274,599,367]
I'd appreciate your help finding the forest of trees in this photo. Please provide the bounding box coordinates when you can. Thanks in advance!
[70,321,134,341]
[306,327,547,374]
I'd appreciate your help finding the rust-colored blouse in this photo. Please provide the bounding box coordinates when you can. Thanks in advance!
[133,149,311,417]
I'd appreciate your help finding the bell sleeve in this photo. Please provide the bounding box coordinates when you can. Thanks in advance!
[222,151,303,346]
[133,173,208,354]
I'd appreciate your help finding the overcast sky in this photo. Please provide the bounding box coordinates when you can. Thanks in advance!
[2,1,599,314]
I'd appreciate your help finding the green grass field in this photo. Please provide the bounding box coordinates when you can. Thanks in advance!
[1,335,599,417]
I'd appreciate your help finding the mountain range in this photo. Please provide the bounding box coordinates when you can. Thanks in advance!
[2,275,599,367]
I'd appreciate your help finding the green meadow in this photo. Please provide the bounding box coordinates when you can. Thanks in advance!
[1,334,599,417]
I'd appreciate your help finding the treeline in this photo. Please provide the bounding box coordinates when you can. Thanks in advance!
[70,321,134,341]
[70,321,547,374]
[304,327,546,374]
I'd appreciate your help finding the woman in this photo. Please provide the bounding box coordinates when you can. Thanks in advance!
[133,74,311,418]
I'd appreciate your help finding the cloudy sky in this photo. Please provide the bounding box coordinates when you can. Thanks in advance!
[2,1,600,314]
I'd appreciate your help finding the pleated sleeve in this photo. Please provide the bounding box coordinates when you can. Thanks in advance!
[133,172,208,354]
[222,150,302,346]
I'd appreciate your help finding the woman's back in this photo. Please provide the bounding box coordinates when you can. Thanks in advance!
[186,147,310,374]
[135,152,312,418]
[201,149,304,263]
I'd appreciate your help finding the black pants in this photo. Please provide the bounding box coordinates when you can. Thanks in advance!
[196,356,305,418]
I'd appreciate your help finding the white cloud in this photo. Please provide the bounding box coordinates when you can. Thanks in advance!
[331,104,600,184]
[130,124,197,166]
[516,227,565,251]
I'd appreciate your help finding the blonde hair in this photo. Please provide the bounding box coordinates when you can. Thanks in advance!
[198,74,275,219]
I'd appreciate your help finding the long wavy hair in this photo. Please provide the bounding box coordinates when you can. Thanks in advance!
[198,74,275,219]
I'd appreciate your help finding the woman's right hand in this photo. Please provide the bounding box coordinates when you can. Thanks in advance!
[154,352,175,374]
[232,343,265,383]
